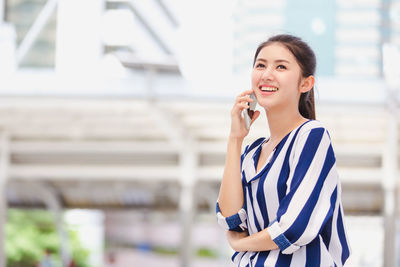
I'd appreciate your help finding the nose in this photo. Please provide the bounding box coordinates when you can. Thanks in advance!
[261,66,274,81]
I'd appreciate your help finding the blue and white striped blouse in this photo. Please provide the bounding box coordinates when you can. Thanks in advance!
[216,119,351,266]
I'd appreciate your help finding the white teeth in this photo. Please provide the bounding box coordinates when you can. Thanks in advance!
[260,86,278,92]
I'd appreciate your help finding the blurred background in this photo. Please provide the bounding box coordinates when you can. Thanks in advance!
[0,0,399,266]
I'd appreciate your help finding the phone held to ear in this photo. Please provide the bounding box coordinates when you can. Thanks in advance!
[242,93,257,129]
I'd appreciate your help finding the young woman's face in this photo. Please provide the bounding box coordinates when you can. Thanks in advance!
[251,43,303,112]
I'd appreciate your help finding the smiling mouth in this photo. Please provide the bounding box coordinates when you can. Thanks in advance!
[259,86,279,92]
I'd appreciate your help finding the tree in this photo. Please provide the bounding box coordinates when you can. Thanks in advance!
[6,209,90,267]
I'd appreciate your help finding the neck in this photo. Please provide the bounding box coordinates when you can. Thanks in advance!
[265,106,308,143]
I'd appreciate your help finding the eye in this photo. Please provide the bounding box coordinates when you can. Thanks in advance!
[255,63,265,69]
[277,65,287,70]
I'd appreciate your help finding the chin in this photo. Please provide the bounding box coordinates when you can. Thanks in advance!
[256,99,275,109]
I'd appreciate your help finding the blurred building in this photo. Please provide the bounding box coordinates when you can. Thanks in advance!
[0,0,399,267]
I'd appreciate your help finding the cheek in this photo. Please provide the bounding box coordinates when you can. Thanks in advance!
[281,72,301,86]
[251,71,262,85]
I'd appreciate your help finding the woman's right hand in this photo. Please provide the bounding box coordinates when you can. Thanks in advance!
[230,89,260,139]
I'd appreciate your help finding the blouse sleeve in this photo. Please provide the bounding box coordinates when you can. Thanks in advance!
[267,127,339,254]
[216,200,248,232]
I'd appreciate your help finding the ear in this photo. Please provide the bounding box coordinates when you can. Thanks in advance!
[299,75,314,93]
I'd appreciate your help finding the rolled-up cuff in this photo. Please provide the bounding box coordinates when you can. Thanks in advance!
[267,219,300,254]
[216,202,247,231]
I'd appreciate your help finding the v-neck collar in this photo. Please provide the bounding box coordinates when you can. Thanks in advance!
[245,119,312,183]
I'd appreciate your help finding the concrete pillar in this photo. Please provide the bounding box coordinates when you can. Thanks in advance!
[0,132,9,267]
[178,141,197,267]
[0,23,16,74]
[45,187,70,267]
[382,40,400,267]
[382,92,398,267]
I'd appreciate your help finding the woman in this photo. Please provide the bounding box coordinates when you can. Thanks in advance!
[216,34,351,266]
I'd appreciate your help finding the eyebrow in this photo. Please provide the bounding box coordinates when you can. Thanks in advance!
[256,58,290,64]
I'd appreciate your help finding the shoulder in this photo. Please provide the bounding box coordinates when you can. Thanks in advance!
[289,120,336,164]
[297,119,331,140]
[291,120,334,153]
[299,119,327,133]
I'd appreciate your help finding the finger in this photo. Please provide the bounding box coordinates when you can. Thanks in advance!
[238,102,250,110]
[232,101,250,112]
[236,95,254,102]
[235,96,254,105]
[238,89,254,97]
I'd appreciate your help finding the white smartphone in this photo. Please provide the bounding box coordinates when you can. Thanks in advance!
[242,93,257,129]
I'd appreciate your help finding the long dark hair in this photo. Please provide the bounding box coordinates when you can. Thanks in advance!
[253,34,316,120]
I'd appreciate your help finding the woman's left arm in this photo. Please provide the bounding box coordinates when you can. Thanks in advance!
[226,229,278,252]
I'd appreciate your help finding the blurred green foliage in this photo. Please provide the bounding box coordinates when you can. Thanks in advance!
[196,247,218,258]
[5,209,90,267]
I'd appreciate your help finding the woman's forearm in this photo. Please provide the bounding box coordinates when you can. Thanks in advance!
[228,228,279,252]
[217,136,245,217]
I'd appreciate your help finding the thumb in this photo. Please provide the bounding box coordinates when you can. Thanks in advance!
[250,110,260,126]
